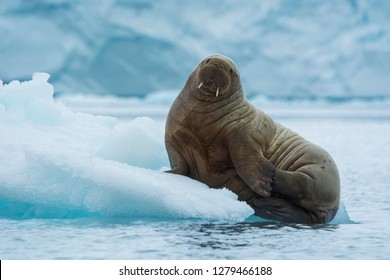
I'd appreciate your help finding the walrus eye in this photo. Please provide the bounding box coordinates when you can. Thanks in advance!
[205,58,211,64]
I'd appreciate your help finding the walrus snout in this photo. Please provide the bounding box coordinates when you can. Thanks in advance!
[203,78,215,88]
[204,79,219,92]
[197,65,229,97]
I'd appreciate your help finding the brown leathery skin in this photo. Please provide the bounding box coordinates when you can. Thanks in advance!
[165,54,340,224]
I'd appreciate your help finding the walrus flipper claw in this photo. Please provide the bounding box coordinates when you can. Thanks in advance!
[233,157,275,197]
[227,134,276,197]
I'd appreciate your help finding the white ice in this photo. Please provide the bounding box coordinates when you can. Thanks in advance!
[0,74,253,220]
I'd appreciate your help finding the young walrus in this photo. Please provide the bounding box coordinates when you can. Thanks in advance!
[165,54,340,223]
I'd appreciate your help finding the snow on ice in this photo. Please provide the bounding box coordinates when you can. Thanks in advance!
[0,74,253,220]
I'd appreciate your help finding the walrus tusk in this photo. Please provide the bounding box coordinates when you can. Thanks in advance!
[216,87,220,97]
[198,82,203,89]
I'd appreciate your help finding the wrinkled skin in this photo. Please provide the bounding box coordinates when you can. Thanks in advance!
[165,54,340,224]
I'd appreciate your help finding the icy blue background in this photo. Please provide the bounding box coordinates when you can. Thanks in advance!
[1,0,390,260]
[1,0,389,99]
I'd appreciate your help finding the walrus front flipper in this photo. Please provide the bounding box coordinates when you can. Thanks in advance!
[250,197,327,224]
[165,141,189,175]
[227,135,275,197]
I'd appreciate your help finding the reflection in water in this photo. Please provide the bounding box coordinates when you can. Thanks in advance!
[4,217,384,259]
[15,217,342,259]
[148,220,340,258]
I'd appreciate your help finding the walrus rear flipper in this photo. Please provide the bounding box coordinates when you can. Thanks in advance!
[250,197,326,224]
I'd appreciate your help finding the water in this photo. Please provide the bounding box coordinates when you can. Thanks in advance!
[1,102,389,259]
[1,219,370,259]
[0,217,386,259]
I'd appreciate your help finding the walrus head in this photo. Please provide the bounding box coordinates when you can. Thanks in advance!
[192,54,241,99]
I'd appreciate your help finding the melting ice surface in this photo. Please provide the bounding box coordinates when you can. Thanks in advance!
[0,73,253,220]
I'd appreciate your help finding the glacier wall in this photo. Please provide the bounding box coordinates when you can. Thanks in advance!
[1,0,389,100]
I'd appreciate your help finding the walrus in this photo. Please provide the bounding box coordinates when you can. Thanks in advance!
[165,54,340,224]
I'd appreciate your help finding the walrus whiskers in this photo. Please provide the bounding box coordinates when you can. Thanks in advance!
[216,87,220,97]
[198,82,203,89]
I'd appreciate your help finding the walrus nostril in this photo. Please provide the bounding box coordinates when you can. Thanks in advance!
[213,62,224,70]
